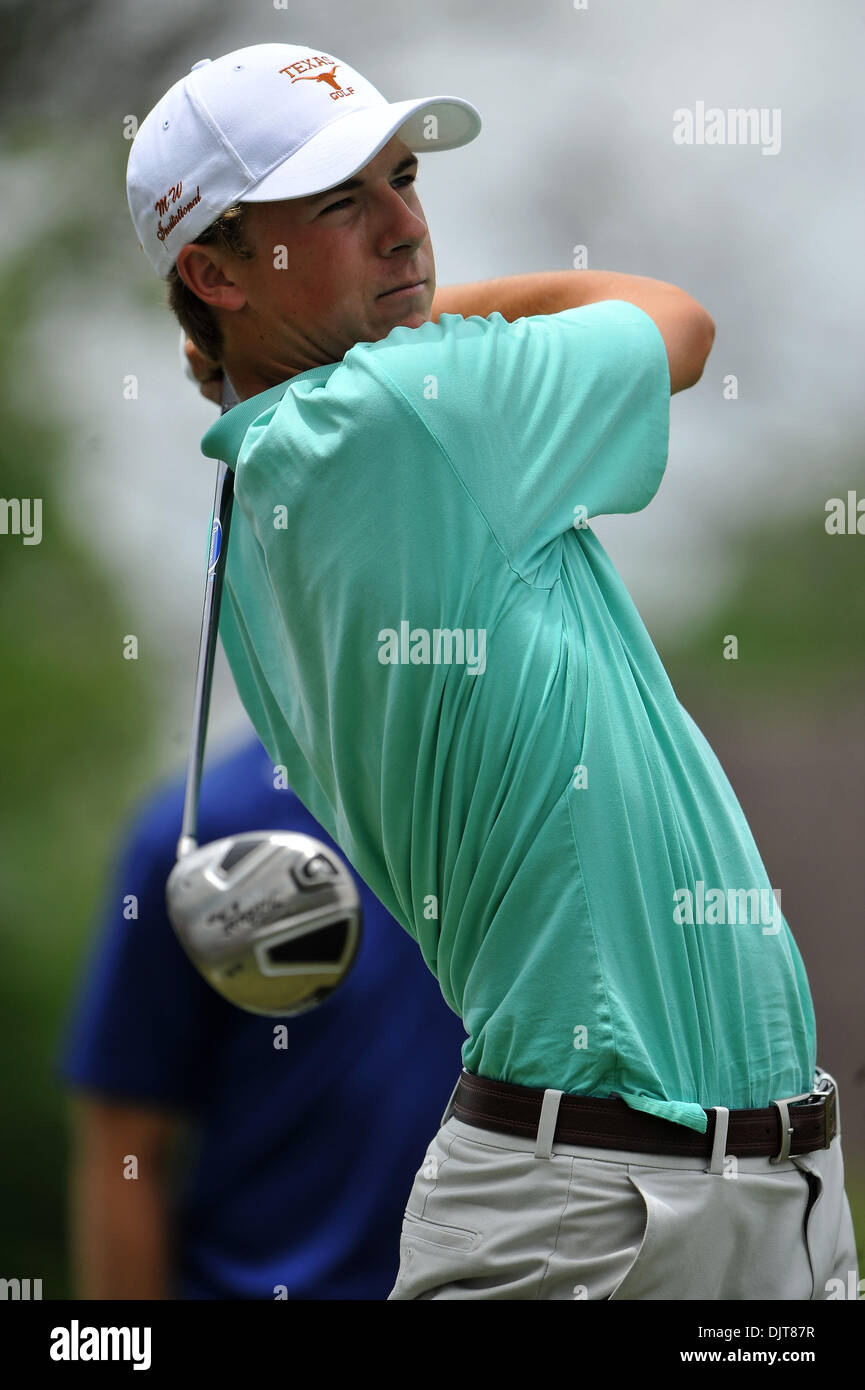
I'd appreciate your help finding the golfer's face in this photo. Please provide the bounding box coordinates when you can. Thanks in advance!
[236,135,436,366]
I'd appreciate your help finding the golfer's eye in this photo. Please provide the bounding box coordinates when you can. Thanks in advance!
[320,175,416,216]
[321,197,353,215]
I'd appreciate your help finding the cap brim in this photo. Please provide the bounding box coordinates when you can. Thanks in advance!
[241,95,481,204]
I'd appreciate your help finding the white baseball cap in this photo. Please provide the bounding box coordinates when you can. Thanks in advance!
[127,42,482,277]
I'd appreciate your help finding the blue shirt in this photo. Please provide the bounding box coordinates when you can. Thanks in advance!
[56,735,467,1299]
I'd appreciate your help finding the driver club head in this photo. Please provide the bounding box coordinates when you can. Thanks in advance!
[166,830,362,1016]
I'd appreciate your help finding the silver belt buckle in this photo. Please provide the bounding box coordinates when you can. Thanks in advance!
[769,1089,812,1164]
[770,1075,834,1163]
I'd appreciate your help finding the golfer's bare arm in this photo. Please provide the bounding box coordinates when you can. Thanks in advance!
[184,269,713,400]
[431,271,715,395]
[67,1093,180,1299]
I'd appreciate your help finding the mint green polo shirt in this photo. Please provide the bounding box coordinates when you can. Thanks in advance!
[202,301,816,1132]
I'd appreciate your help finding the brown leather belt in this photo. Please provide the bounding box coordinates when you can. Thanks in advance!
[452,1070,836,1161]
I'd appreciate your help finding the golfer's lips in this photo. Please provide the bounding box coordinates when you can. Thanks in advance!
[378,278,427,298]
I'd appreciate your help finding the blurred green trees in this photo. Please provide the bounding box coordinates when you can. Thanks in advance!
[0,230,161,1295]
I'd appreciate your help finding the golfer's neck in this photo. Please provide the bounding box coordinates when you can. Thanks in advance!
[223,359,287,403]
[222,344,337,402]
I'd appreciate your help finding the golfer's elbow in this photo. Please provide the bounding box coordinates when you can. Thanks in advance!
[669,306,715,394]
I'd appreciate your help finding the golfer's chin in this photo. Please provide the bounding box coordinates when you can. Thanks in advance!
[388,309,428,330]
[374,283,433,330]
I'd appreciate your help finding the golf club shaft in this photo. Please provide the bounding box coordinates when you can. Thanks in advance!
[176,373,239,859]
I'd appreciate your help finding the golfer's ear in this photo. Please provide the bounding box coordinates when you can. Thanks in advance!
[175,243,247,311]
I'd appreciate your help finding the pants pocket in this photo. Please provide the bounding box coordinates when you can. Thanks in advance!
[608,1166,745,1301]
[607,1173,653,1300]
[401,1210,482,1252]
[388,1211,483,1299]
[610,1155,855,1300]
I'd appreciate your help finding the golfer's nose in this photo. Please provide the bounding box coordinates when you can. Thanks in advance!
[377,185,427,252]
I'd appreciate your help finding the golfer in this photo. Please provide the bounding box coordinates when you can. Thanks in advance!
[127,42,859,1299]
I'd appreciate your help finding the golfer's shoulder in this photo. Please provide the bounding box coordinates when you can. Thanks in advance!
[345,301,657,393]
[243,302,659,459]
[335,310,517,412]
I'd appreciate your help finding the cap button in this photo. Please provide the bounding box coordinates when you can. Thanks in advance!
[190,59,211,71]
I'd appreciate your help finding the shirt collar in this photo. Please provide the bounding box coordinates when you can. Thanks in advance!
[200,365,335,467]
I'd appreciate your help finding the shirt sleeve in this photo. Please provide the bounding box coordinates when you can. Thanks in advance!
[55,805,225,1112]
[380,299,671,580]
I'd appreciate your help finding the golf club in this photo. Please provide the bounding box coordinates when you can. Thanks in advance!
[165,373,362,1016]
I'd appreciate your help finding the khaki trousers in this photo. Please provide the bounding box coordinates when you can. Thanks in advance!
[387,1067,859,1300]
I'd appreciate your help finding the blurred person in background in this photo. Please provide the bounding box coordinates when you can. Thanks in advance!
[57,731,467,1299]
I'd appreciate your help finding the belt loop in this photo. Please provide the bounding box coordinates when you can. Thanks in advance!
[706,1106,730,1175]
[440,1069,465,1127]
[813,1066,839,1145]
[534,1089,564,1160]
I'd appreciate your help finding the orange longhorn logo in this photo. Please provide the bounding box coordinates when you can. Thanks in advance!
[279,59,355,101]
[290,63,342,91]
